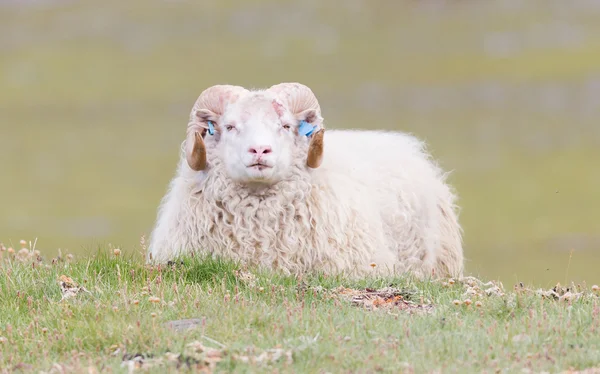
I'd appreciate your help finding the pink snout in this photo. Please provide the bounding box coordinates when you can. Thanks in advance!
[248,145,272,156]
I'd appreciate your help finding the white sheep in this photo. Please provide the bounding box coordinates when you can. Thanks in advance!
[146,82,464,279]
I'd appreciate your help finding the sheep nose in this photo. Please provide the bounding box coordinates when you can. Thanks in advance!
[248,146,272,156]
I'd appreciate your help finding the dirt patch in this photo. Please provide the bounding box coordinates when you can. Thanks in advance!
[332,286,433,314]
[118,340,293,373]
[58,274,91,302]
[515,281,596,302]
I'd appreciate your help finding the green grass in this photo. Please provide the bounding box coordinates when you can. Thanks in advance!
[1,248,599,373]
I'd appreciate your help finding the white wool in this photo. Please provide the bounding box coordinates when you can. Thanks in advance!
[147,130,463,279]
[147,86,464,279]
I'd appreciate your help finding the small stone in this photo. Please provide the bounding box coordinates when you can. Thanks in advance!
[164,318,203,332]
[512,334,531,344]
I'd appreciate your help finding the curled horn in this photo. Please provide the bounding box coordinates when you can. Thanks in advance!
[269,82,325,168]
[185,85,248,171]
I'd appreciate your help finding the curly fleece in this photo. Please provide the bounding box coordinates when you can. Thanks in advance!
[147,127,464,279]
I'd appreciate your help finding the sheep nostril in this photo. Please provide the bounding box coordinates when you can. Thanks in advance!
[248,146,272,155]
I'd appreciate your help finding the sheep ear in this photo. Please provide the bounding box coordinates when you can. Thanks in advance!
[296,108,322,126]
[297,109,324,168]
[186,110,216,170]
[195,109,219,136]
[196,108,217,122]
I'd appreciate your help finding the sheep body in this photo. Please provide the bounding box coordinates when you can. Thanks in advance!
[147,127,463,278]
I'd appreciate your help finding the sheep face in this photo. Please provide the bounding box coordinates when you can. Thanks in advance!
[216,92,302,185]
[186,83,325,183]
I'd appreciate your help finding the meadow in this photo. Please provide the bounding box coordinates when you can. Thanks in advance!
[1,2,599,295]
[0,247,599,373]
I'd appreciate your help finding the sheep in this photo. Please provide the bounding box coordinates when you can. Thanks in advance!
[146,82,464,279]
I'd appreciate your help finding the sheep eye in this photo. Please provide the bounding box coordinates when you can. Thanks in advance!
[225,125,235,132]
[282,124,291,130]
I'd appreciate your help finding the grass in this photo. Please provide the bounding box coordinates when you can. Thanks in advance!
[1,244,599,373]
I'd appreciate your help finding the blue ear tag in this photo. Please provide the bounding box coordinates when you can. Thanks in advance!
[298,120,317,137]
[207,121,215,135]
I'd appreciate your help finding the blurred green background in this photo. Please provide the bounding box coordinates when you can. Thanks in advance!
[1,0,599,287]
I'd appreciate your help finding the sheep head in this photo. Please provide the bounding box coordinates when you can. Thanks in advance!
[186,82,325,185]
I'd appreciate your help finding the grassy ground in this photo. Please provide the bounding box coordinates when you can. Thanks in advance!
[1,244,599,373]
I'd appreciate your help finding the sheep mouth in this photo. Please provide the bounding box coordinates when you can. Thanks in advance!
[247,163,272,171]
